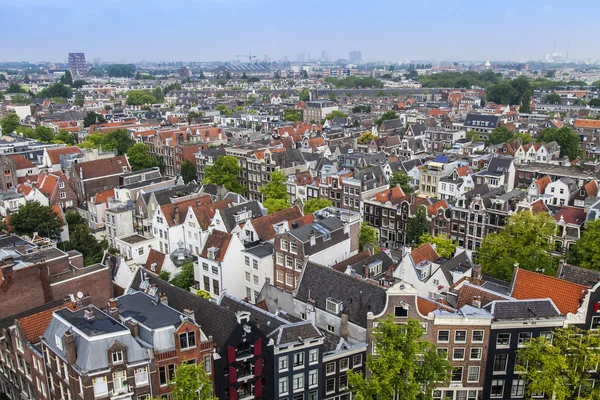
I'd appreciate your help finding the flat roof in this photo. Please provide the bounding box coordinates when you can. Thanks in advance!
[56,307,126,337]
[117,291,183,330]
[118,234,149,245]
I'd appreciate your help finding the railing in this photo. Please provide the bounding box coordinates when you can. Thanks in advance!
[156,350,177,361]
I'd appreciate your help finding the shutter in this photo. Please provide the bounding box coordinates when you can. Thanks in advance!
[254,358,262,376]
[255,378,263,397]
[229,366,237,384]
[595,302,600,313]
[227,346,236,363]
[253,338,263,357]
[229,387,238,400]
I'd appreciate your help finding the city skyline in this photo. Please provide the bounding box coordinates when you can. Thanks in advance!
[1,0,600,63]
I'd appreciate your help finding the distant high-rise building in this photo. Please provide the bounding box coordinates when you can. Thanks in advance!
[179,66,192,78]
[321,50,329,62]
[296,52,306,63]
[68,52,88,77]
[349,50,362,64]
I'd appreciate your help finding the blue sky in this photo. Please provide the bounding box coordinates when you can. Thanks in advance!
[1,0,599,63]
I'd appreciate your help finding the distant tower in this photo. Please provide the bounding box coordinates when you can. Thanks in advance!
[68,53,88,77]
[349,50,362,64]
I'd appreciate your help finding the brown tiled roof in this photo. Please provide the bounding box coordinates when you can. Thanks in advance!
[554,206,587,226]
[452,278,509,309]
[455,165,472,177]
[250,207,303,242]
[288,213,315,229]
[307,137,325,149]
[575,119,600,128]
[410,243,440,266]
[584,180,598,197]
[373,186,405,204]
[331,250,372,272]
[427,199,449,217]
[201,230,232,262]
[46,147,83,165]
[7,155,35,170]
[92,188,115,205]
[530,199,550,214]
[36,172,58,197]
[18,303,75,344]
[143,249,166,274]
[75,156,130,179]
[191,199,233,230]
[534,176,551,193]
[160,195,213,227]
[416,297,454,315]
[511,268,587,315]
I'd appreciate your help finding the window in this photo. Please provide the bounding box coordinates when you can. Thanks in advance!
[112,351,124,364]
[203,355,212,375]
[470,348,482,360]
[518,332,532,346]
[491,379,505,397]
[493,354,508,373]
[327,324,335,333]
[540,331,553,343]
[245,271,251,282]
[340,358,349,371]
[276,252,284,265]
[179,331,196,349]
[353,354,363,367]
[326,362,336,375]
[437,348,448,359]
[308,369,318,387]
[279,377,289,395]
[212,265,219,275]
[451,367,463,382]
[213,279,219,295]
[309,349,318,364]
[59,182,65,189]
[286,273,294,286]
[92,376,108,397]
[202,262,209,271]
[286,255,293,268]
[159,364,175,386]
[339,374,348,390]
[295,258,303,271]
[326,378,336,394]
[293,352,304,368]
[281,239,288,251]
[253,259,258,270]
[253,275,259,286]
[509,378,526,397]
[394,306,408,317]
[60,192,66,199]
[290,242,298,253]
[453,348,465,361]
[113,371,127,391]
[277,270,284,282]
[293,374,304,391]
[326,299,340,314]
[455,330,466,343]
[437,330,450,343]
[467,366,480,383]
[245,256,250,266]
[496,333,510,347]
[472,330,484,343]
[279,356,289,372]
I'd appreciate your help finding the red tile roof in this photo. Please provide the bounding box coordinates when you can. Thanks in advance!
[584,180,598,197]
[331,250,372,272]
[373,186,405,204]
[534,176,551,193]
[288,213,315,229]
[416,297,454,315]
[46,147,83,165]
[160,195,213,227]
[19,303,75,344]
[201,230,232,262]
[427,199,449,217]
[75,156,130,179]
[7,155,35,170]
[143,249,166,274]
[92,188,115,205]
[575,119,600,128]
[455,165,472,177]
[554,206,587,226]
[530,199,550,214]
[250,207,303,241]
[511,268,587,315]
[411,243,440,266]
[191,199,234,230]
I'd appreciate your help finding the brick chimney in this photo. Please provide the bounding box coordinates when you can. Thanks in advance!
[108,298,119,319]
[64,331,76,364]
[128,321,139,337]
[159,293,168,305]
[341,313,349,340]
[183,308,195,321]
[173,204,180,225]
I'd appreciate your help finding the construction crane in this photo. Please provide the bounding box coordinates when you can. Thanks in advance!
[234,52,257,62]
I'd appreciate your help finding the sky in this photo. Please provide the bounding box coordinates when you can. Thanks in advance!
[1,0,600,63]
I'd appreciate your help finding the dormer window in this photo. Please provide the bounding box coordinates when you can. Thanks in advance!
[112,351,124,364]
[207,247,218,260]
[326,298,341,315]
[179,331,196,350]
[55,335,63,351]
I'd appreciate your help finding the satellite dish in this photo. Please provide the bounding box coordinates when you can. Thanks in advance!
[77,292,84,299]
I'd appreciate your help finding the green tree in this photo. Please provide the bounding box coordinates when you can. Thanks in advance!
[486,82,519,104]
[153,86,164,102]
[168,362,214,400]
[588,98,600,107]
[536,126,582,160]
[127,143,155,171]
[241,72,248,80]
[215,104,232,117]
[375,90,385,97]
[487,126,514,145]
[180,159,197,184]
[61,224,107,266]
[544,93,562,104]
[37,83,72,99]
[359,222,379,252]
[106,64,136,78]
[389,171,412,194]
[60,70,73,85]
[83,111,103,128]
[103,129,133,155]
[170,262,195,290]
[353,105,371,113]
[35,126,55,142]
[196,290,212,299]
[406,205,429,245]
[328,92,338,102]
[520,90,532,113]
[54,129,76,145]
[0,113,20,133]
[158,270,171,281]
[299,88,310,101]
[419,234,457,259]
[511,132,533,144]
[567,219,600,270]
[260,170,290,214]
[71,80,87,89]
[348,317,450,400]
[303,198,333,214]
[357,131,377,144]
[516,326,600,400]
[203,155,245,194]
[478,211,556,281]
[10,202,62,238]
[6,82,26,93]
[74,92,84,107]
[326,110,348,120]
[10,94,29,105]
[374,111,399,126]
[284,109,303,122]
[466,130,483,142]
[126,90,156,105]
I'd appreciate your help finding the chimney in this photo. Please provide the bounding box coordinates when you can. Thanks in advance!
[108,298,119,319]
[254,318,261,330]
[83,308,94,320]
[128,320,139,337]
[341,313,349,340]
[472,296,482,309]
[159,293,168,305]
[183,308,195,321]
[63,331,76,364]
[173,204,180,225]
[472,264,482,279]
[309,229,316,246]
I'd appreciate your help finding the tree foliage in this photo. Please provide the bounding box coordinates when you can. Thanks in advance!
[260,170,290,214]
[303,198,332,214]
[478,211,556,281]
[359,222,379,252]
[567,219,600,270]
[283,108,302,122]
[536,126,582,160]
[389,171,412,194]
[55,129,76,145]
[83,111,105,128]
[61,223,107,266]
[348,317,450,400]
[419,234,457,259]
[406,205,429,245]
[106,64,136,78]
[6,82,27,93]
[357,131,377,144]
[180,159,197,184]
[543,93,562,104]
[126,90,156,105]
[517,326,600,400]
[170,262,196,291]
[375,111,399,126]
[60,70,73,85]
[203,155,245,194]
[326,110,347,120]
[10,202,62,239]
[127,143,155,171]
[168,362,214,400]
[37,83,72,99]
[486,82,519,104]
[588,98,600,107]
[0,113,20,133]
[487,126,514,145]
[325,76,383,88]
[419,70,503,88]
[103,129,133,155]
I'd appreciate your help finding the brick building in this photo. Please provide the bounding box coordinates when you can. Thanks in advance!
[70,156,131,201]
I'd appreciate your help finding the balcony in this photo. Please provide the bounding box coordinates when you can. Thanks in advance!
[109,383,133,399]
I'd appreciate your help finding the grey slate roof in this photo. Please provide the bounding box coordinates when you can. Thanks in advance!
[557,263,600,287]
[218,201,265,232]
[439,252,473,285]
[296,262,387,328]
[268,321,323,346]
[152,184,202,206]
[116,291,183,330]
[346,251,396,279]
[484,299,562,320]
[464,113,500,129]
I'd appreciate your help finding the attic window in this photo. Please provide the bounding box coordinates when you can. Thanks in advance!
[55,335,63,351]
[207,247,218,260]
[325,298,341,315]
[394,306,408,317]
[368,260,383,276]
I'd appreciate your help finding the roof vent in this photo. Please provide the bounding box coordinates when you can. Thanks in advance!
[83,309,94,320]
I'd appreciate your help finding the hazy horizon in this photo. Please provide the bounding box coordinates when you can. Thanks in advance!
[1,0,599,64]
